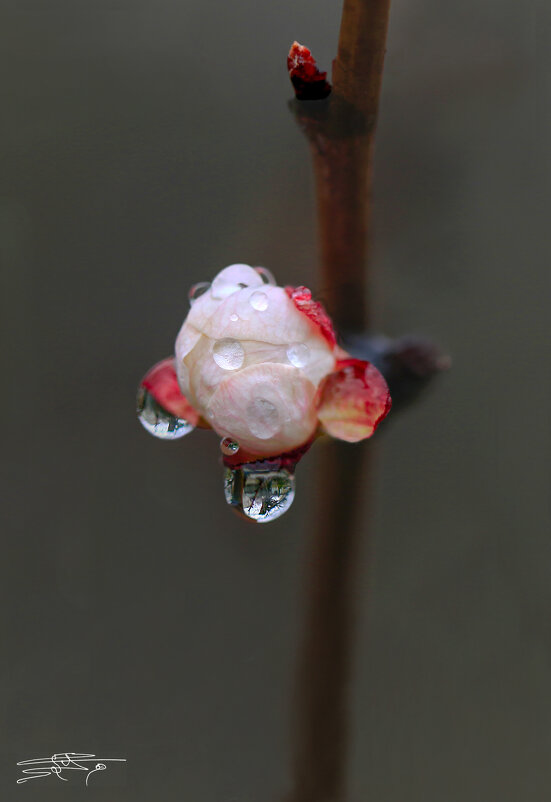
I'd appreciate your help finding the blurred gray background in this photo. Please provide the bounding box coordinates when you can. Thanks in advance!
[1,0,550,799]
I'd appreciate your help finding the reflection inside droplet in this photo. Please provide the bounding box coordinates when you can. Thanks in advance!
[254,266,276,285]
[249,291,269,311]
[212,338,245,370]
[188,282,211,305]
[223,466,296,523]
[286,342,310,368]
[137,387,195,439]
[220,437,239,455]
[223,467,236,505]
[230,313,239,322]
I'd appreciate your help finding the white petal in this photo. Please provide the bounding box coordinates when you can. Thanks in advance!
[210,263,264,299]
[174,323,201,397]
[188,285,322,346]
[207,363,318,455]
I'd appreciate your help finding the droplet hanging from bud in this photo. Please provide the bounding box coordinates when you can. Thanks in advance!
[137,386,195,440]
[223,465,296,523]
[136,357,199,440]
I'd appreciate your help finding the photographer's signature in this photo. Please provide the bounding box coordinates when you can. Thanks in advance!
[16,752,126,786]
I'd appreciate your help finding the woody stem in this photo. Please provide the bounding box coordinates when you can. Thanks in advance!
[289,1,392,800]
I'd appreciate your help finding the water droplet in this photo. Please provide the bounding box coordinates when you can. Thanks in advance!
[230,313,239,322]
[188,282,210,305]
[136,387,195,439]
[223,466,295,523]
[246,397,280,439]
[254,266,276,286]
[286,342,310,368]
[212,338,245,370]
[220,437,240,455]
[249,291,269,312]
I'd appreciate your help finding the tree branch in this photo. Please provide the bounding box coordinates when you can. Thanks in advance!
[289,0,391,332]
[333,0,391,116]
[287,2,392,800]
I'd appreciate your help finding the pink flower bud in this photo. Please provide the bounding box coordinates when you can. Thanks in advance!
[175,264,336,456]
[138,264,392,521]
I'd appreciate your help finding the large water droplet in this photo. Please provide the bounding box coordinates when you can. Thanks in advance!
[220,437,239,455]
[223,466,295,523]
[136,387,195,439]
[246,397,280,439]
[249,291,269,312]
[212,338,245,370]
[254,266,276,286]
[286,342,310,368]
[188,282,210,305]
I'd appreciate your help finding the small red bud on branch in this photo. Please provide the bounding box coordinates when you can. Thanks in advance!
[287,41,332,100]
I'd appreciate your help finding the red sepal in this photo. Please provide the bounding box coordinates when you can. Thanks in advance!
[285,285,337,349]
[287,41,332,100]
[222,437,314,473]
[317,358,391,442]
[141,358,201,427]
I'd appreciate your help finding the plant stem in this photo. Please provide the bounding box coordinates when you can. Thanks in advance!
[291,0,391,332]
[291,444,371,802]
[333,0,392,116]
[289,1,392,800]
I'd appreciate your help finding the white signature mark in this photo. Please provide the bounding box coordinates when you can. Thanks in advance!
[16,752,126,786]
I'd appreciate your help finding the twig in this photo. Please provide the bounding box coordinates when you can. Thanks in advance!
[333,0,392,117]
[289,0,391,332]
[291,444,370,802]
[288,2,392,800]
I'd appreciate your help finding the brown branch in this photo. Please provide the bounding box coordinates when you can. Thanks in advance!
[289,0,391,332]
[290,443,370,802]
[333,0,391,116]
[288,2,392,801]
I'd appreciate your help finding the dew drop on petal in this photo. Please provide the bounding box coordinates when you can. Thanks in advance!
[230,313,239,322]
[212,338,245,370]
[249,291,269,311]
[220,437,240,456]
[136,387,195,439]
[254,266,276,286]
[188,282,211,305]
[286,342,310,368]
[246,397,280,439]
